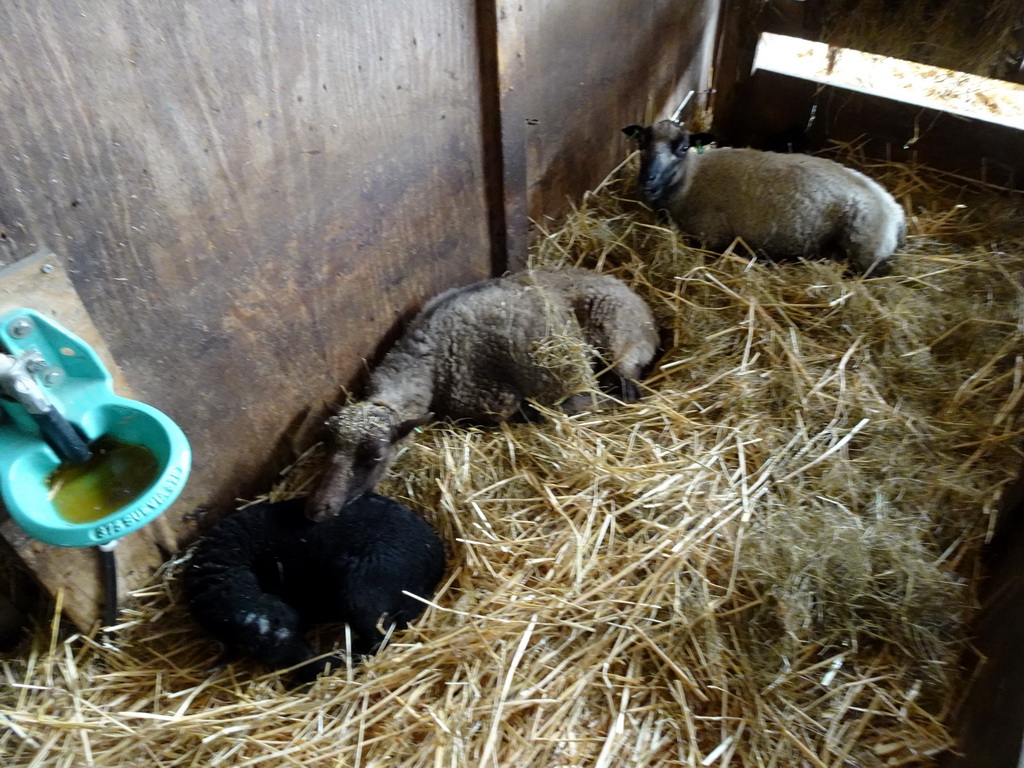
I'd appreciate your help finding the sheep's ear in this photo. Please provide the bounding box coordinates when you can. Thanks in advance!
[689,131,715,149]
[622,125,645,141]
[391,413,433,443]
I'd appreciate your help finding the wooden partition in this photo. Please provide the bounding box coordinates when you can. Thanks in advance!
[486,0,721,268]
[0,0,494,628]
[0,0,494,520]
[713,0,1024,188]
[0,0,717,628]
[518,0,720,235]
[733,71,1024,189]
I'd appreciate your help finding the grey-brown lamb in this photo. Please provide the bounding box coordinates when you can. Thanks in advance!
[623,120,905,276]
[307,267,659,521]
[182,494,446,684]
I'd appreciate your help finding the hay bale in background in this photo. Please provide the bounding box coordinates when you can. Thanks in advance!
[1,147,1022,766]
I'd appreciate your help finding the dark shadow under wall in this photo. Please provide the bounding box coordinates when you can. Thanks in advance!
[943,474,1024,768]
[0,536,38,652]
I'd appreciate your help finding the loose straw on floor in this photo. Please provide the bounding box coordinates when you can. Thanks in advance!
[2,148,1022,767]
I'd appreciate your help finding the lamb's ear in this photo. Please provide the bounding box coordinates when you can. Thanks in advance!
[622,125,645,141]
[690,131,716,147]
[391,413,434,443]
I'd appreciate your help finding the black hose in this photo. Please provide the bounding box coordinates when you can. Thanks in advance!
[98,543,118,630]
[32,407,92,464]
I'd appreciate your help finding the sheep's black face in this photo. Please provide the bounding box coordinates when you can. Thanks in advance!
[623,120,690,207]
[340,435,392,507]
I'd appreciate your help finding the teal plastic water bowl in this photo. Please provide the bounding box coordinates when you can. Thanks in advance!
[0,308,191,547]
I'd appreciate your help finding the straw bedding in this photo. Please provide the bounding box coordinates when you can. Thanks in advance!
[2,147,1023,766]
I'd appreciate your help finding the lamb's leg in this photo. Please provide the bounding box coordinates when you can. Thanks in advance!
[579,300,657,403]
[849,246,892,277]
[595,367,642,402]
[511,401,545,423]
[561,391,601,415]
[342,579,412,656]
[348,614,391,656]
[560,385,638,414]
[616,374,641,402]
[456,374,528,424]
[240,619,315,668]
[207,646,240,675]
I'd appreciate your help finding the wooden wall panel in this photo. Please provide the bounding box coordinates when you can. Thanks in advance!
[481,0,529,271]
[0,0,492,543]
[511,0,720,235]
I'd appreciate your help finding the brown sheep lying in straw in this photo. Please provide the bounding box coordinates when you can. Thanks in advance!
[623,120,905,276]
[307,267,659,521]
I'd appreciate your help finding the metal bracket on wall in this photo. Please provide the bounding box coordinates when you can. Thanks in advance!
[0,248,129,393]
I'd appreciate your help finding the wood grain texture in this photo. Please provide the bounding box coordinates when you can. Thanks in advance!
[518,0,720,227]
[0,0,725,631]
[0,518,174,633]
[0,250,131,395]
[710,0,765,148]
[494,0,529,271]
[0,0,492,544]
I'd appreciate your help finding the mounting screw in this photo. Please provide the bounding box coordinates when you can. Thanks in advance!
[40,263,54,274]
[7,317,33,338]
[25,357,48,373]
[41,368,65,387]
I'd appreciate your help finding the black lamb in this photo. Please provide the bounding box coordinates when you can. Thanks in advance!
[181,494,446,684]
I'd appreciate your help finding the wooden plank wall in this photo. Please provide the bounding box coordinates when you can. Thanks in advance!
[512,0,721,244]
[0,0,493,535]
[733,72,1024,189]
[944,477,1024,768]
[0,0,718,628]
[0,0,494,628]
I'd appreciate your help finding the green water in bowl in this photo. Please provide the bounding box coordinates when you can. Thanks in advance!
[46,436,160,524]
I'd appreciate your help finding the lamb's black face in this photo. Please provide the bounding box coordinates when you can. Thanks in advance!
[623,121,690,206]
